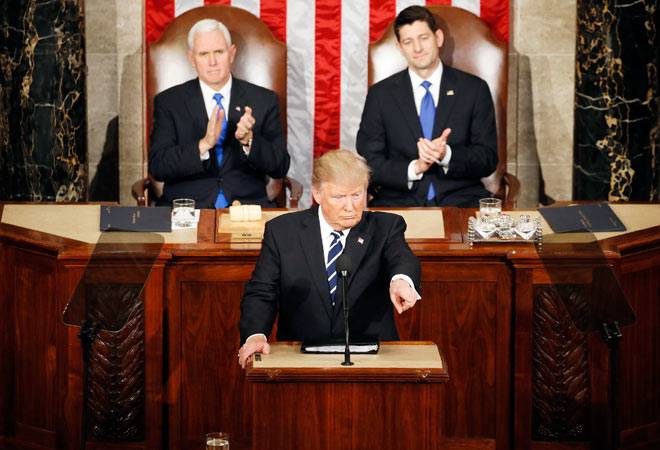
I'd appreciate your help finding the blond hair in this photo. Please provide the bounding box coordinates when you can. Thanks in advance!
[312,149,371,189]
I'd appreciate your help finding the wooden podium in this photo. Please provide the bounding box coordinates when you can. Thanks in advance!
[246,342,449,450]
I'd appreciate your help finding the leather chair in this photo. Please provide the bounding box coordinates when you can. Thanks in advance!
[368,5,519,208]
[132,5,302,208]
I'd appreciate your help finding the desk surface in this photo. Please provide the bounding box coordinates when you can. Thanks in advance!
[247,341,449,383]
[1,203,659,258]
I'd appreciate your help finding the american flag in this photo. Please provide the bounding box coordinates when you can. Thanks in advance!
[145,0,509,206]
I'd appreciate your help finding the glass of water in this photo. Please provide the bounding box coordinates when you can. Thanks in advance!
[479,197,502,220]
[172,198,195,228]
[206,432,230,449]
[515,214,536,240]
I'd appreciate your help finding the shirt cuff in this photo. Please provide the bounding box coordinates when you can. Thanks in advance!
[200,151,210,161]
[407,160,423,190]
[245,333,267,344]
[438,144,451,174]
[241,138,253,155]
[391,274,422,300]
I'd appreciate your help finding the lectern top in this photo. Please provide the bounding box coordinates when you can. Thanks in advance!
[246,341,449,383]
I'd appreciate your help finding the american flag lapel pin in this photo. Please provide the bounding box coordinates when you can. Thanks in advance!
[357,237,364,245]
[446,90,455,96]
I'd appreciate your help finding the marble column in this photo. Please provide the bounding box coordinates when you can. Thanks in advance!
[0,0,87,201]
[574,0,658,201]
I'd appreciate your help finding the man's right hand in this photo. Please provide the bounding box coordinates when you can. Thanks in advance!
[198,105,225,155]
[238,334,270,369]
[414,128,451,175]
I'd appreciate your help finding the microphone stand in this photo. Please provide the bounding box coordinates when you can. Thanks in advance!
[339,269,353,366]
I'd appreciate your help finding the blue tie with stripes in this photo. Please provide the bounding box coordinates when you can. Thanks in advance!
[326,231,343,307]
[212,93,229,208]
[419,80,436,201]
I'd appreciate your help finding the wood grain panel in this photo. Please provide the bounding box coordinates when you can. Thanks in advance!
[397,269,500,439]
[0,243,12,441]
[13,248,58,437]
[618,263,660,447]
[176,281,249,450]
[252,382,442,450]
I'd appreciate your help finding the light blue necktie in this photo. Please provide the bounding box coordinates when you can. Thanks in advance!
[419,80,436,201]
[326,231,343,307]
[212,93,229,208]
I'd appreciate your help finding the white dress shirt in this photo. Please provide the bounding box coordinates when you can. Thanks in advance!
[406,64,452,186]
[198,77,232,161]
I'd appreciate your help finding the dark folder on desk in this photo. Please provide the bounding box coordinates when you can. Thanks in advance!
[539,203,626,233]
[100,206,172,232]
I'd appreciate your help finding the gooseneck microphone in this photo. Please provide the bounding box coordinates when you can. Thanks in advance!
[336,254,353,366]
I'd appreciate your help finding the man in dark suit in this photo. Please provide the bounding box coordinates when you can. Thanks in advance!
[149,19,290,208]
[356,5,497,208]
[238,150,421,367]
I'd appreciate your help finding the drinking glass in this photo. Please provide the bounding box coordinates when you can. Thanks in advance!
[515,214,536,240]
[496,214,515,239]
[475,214,497,239]
[172,198,195,228]
[479,197,502,220]
[206,432,230,449]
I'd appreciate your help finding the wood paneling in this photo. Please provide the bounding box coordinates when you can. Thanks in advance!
[1,207,659,450]
[252,382,442,450]
[12,248,58,448]
[618,261,660,447]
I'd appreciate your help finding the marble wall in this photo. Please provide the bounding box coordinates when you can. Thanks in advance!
[0,0,87,201]
[85,0,143,204]
[508,0,577,207]
[574,0,658,201]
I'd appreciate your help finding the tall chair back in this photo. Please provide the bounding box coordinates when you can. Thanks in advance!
[369,5,511,198]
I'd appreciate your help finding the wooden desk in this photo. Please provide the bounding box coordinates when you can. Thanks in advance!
[246,342,448,450]
[1,204,659,450]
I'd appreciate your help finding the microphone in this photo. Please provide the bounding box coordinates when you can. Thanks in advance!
[336,254,354,366]
[336,253,352,278]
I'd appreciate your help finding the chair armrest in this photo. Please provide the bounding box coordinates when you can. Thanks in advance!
[284,177,303,209]
[131,178,150,206]
[502,172,521,209]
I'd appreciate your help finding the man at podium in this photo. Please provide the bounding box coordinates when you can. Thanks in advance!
[238,150,421,367]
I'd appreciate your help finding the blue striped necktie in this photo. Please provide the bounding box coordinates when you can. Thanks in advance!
[419,80,436,201]
[326,231,343,307]
[212,93,229,208]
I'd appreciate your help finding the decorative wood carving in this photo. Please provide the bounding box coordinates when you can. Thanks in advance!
[532,285,590,441]
[86,283,145,441]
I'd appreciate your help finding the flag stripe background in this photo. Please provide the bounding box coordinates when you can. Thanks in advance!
[147,0,509,205]
[313,0,342,159]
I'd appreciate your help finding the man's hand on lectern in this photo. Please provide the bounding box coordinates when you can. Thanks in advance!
[238,334,270,369]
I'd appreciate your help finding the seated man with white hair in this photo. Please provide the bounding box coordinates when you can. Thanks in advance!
[149,18,290,208]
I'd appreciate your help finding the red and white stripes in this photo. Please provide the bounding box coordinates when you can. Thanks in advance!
[145,0,509,206]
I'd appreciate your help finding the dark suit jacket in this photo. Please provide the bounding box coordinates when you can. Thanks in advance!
[356,65,497,207]
[239,206,421,344]
[149,78,290,208]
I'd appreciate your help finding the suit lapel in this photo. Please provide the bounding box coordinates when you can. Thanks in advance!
[184,80,209,144]
[392,71,424,142]
[228,78,245,137]
[299,208,334,321]
[434,66,458,138]
[334,213,372,315]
